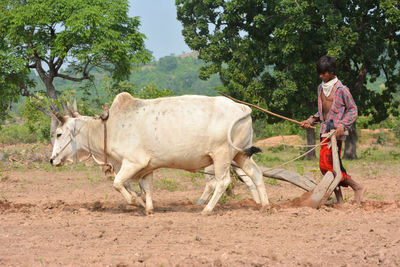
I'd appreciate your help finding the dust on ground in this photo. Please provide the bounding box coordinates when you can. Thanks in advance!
[1,141,400,266]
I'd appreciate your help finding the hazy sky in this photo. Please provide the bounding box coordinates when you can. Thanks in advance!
[129,0,191,60]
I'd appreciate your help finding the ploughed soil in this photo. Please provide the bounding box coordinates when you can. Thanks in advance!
[1,141,400,266]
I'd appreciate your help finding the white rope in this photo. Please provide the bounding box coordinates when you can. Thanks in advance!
[265,130,335,172]
[257,142,327,148]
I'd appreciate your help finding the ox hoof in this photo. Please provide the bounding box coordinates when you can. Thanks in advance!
[260,205,273,213]
[145,209,154,216]
[134,198,146,209]
[201,209,213,216]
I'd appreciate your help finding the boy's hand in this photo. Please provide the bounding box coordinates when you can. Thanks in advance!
[300,120,312,128]
[336,127,345,139]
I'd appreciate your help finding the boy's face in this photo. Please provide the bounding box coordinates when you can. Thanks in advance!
[319,72,336,83]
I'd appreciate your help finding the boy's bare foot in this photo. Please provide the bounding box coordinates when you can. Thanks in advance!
[354,185,367,204]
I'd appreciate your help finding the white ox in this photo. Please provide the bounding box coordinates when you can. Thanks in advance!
[50,93,269,214]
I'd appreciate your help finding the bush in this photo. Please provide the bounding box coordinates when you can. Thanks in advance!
[393,117,400,139]
[20,97,51,142]
[0,124,37,144]
[253,120,304,140]
[356,116,373,129]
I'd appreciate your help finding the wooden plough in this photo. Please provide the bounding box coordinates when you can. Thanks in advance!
[260,130,343,208]
[216,92,346,208]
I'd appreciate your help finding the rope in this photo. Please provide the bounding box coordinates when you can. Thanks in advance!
[265,130,335,172]
[218,91,316,130]
[256,142,325,148]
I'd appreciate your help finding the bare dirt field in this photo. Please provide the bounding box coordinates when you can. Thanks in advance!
[1,136,400,266]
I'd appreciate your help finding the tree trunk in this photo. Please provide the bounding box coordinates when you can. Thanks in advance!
[44,79,58,145]
[343,122,357,159]
[304,128,316,159]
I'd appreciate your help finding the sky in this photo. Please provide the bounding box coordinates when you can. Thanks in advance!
[129,0,191,60]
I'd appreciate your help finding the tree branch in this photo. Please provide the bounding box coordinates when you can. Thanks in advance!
[35,59,48,81]
[381,64,390,89]
[27,63,37,68]
[55,73,89,82]
[19,87,53,117]
[55,56,65,72]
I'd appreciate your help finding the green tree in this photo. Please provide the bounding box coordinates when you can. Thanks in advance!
[0,0,150,132]
[159,55,178,72]
[176,0,399,159]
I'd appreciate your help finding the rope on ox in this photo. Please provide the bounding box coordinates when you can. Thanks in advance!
[83,103,114,176]
[99,103,113,175]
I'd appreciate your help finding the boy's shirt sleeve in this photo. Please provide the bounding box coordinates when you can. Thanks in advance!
[336,87,358,130]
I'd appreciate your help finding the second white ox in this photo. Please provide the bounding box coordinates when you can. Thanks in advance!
[50,93,269,214]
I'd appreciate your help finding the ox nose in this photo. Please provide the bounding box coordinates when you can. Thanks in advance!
[50,159,53,165]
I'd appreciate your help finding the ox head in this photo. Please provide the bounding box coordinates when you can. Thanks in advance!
[49,100,83,166]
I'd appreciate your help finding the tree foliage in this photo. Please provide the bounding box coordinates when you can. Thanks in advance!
[159,56,179,72]
[0,0,150,123]
[176,0,400,123]
[129,55,221,95]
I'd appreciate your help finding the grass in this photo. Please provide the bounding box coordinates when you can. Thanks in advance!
[182,172,203,187]
[87,176,103,184]
[0,171,9,181]
[365,190,384,200]
[266,178,278,186]
[218,181,242,203]
[358,146,400,164]
[155,178,180,191]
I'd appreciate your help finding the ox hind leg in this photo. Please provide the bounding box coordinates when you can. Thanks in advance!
[197,165,261,205]
[197,165,217,205]
[113,159,149,210]
[234,153,269,207]
[231,165,261,204]
[202,153,232,215]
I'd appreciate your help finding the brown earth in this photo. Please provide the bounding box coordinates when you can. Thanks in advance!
[1,143,400,266]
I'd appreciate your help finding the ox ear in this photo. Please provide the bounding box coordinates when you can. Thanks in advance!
[50,103,66,124]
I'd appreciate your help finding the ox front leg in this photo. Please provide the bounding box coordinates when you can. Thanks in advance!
[202,161,232,215]
[113,160,147,210]
[141,172,154,215]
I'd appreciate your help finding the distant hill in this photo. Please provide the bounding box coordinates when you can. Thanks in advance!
[177,51,199,58]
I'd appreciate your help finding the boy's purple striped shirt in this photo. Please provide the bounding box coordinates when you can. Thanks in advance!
[310,80,358,141]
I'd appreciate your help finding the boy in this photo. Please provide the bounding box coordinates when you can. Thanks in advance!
[300,55,366,204]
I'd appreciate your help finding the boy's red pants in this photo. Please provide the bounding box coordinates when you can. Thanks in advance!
[319,137,350,182]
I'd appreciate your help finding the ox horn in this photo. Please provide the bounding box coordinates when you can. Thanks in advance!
[72,97,81,117]
[63,102,73,117]
[50,103,66,124]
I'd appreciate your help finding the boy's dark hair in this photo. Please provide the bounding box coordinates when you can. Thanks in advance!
[316,55,336,75]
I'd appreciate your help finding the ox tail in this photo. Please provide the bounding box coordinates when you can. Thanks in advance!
[227,110,262,158]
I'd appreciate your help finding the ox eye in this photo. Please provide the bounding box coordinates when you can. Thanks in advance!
[57,133,62,138]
